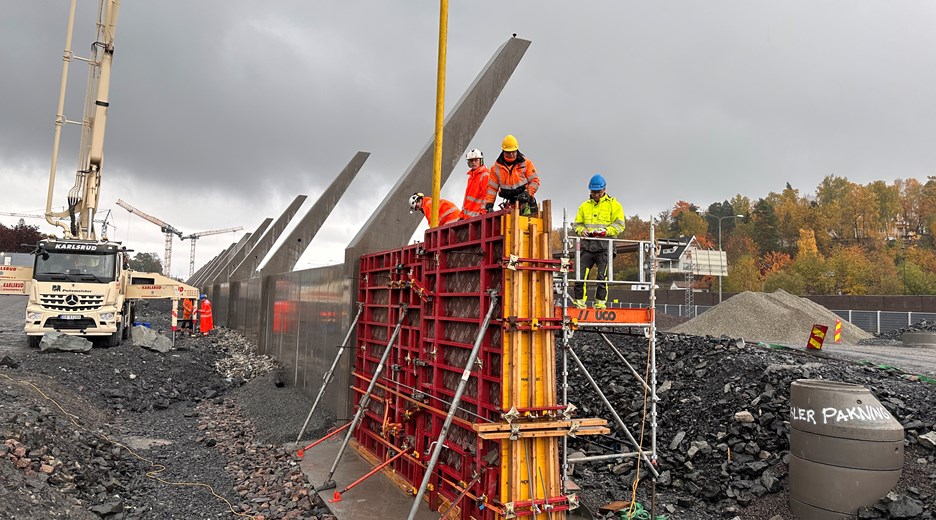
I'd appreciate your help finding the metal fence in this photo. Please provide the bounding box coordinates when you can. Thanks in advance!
[610,301,936,335]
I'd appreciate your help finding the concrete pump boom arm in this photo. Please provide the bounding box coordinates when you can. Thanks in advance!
[45,0,122,240]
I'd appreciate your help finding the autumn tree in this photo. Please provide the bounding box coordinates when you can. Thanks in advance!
[0,222,44,252]
[724,254,761,293]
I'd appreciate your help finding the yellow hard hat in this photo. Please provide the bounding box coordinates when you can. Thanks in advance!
[501,134,519,152]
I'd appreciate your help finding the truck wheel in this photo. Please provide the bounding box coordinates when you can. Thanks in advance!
[107,323,122,347]
[27,335,41,349]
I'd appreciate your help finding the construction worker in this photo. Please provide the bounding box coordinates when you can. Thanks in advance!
[198,294,214,336]
[181,298,194,333]
[461,148,490,218]
[409,192,461,226]
[572,174,625,310]
[484,134,540,216]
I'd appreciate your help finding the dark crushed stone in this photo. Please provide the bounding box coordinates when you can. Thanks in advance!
[565,331,936,519]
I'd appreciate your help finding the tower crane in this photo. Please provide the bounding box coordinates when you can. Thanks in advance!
[0,210,117,238]
[180,226,243,278]
[115,199,182,276]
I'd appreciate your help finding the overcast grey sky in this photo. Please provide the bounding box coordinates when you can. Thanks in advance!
[3,2,936,278]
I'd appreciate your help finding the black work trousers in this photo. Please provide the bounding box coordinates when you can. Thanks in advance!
[573,250,609,301]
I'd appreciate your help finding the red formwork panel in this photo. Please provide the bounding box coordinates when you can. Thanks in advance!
[355,212,506,519]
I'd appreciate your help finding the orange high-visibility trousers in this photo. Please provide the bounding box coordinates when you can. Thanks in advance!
[199,299,214,334]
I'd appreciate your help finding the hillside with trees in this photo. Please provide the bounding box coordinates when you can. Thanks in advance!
[615,174,936,295]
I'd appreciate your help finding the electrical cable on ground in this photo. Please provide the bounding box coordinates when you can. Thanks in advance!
[0,373,258,519]
[625,332,655,520]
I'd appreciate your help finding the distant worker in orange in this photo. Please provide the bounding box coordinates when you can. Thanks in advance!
[409,192,461,226]
[461,148,490,219]
[198,294,214,336]
[484,134,540,216]
[181,298,194,334]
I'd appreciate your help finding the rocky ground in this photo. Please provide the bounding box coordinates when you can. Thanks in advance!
[2,292,935,520]
[0,297,331,520]
[565,331,936,519]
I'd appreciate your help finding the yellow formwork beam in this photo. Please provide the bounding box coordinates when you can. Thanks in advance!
[500,204,563,519]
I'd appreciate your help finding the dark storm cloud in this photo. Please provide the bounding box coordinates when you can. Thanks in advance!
[4,1,936,274]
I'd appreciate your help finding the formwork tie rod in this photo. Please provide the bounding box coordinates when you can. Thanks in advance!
[318,303,408,491]
[439,472,483,520]
[407,292,499,520]
[295,302,364,443]
[328,446,412,503]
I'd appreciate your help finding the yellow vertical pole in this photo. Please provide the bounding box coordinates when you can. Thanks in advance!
[430,0,449,227]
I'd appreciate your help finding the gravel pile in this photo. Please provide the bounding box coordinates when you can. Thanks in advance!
[566,330,936,519]
[669,289,873,345]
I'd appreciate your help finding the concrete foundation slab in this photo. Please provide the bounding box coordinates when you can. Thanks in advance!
[298,436,436,519]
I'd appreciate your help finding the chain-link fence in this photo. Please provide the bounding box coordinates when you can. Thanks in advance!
[609,301,936,335]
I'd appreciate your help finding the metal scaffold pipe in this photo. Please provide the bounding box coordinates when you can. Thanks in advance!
[407,292,498,520]
[319,304,408,490]
[429,0,448,227]
[566,346,659,478]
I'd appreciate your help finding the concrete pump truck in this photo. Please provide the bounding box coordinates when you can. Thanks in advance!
[0,0,198,348]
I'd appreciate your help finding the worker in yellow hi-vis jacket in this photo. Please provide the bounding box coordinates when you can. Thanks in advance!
[572,174,625,310]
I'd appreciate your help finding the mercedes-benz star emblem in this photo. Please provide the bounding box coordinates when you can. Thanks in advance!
[64,294,79,306]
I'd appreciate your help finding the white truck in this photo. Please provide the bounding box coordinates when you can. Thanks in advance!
[0,0,200,348]
[2,239,199,348]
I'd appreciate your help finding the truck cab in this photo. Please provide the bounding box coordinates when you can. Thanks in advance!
[25,239,132,347]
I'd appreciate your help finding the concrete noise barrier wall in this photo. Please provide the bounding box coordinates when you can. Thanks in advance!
[788,379,903,519]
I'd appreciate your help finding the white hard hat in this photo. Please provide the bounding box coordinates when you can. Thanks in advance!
[466,148,483,161]
[409,193,424,212]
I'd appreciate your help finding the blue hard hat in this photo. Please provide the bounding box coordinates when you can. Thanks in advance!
[588,174,606,191]
[200,294,207,299]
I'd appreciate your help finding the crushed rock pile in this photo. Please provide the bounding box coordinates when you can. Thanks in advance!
[213,328,280,381]
[566,331,936,519]
[861,320,936,346]
[669,289,873,345]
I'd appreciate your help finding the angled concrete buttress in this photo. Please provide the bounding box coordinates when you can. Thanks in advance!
[228,195,308,282]
[187,253,217,285]
[216,218,272,282]
[192,245,231,288]
[260,152,370,277]
[344,37,531,263]
[206,232,254,285]
[196,241,240,288]
[331,36,531,419]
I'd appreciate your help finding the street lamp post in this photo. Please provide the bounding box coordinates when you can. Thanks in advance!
[718,214,744,304]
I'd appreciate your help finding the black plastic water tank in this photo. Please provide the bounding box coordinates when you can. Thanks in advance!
[788,379,904,519]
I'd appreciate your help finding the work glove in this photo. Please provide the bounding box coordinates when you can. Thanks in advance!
[516,190,531,204]
[592,229,607,237]
[485,203,494,212]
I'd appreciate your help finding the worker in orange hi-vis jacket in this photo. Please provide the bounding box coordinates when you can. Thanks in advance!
[409,192,461,226]
[461,148,491,218]
[484,134,540,216]
[198,294,214,336]
[181,298,194,333]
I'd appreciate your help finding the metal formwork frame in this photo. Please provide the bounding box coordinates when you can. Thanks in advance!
[351,206,608,519]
